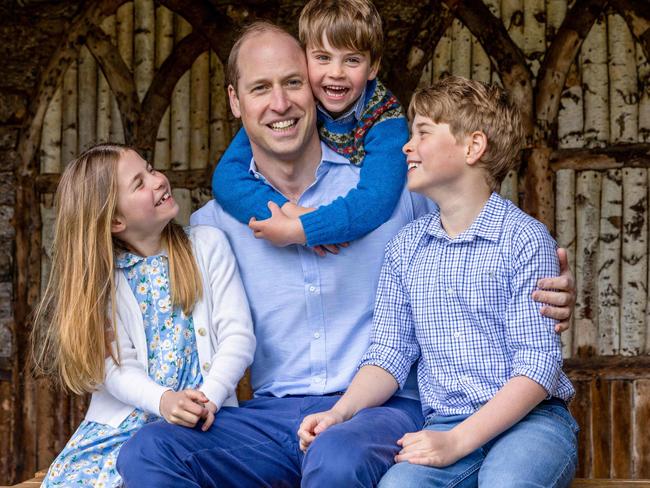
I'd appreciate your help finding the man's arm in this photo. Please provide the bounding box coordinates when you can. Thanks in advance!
[534,248,576,332]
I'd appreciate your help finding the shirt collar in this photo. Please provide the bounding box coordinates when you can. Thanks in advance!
[115,249,168,269]
[426,192,507,242]
[247,141,350,180]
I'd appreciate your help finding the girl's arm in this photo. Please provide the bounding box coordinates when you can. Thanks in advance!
[194,226,256,409]
[212,127,288,222]
[299,116,408,246]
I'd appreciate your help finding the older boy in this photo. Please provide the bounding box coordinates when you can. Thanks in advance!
[298,77,579,488]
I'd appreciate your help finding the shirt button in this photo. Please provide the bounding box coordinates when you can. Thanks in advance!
[198,328,207,336]
[446,287,454,295]
[314,377,322,384]
[453,331,461,338]
[203,362,210,372]
[314,332,321,339]
[309,285,317,293]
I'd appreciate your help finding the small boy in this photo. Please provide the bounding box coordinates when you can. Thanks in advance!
[212,0,408,250]
[298,77,579,487]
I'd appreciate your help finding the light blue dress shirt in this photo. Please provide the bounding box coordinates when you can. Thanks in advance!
[192,143,431,399]
[360,193,575,417]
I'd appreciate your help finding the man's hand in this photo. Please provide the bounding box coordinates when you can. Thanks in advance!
[532,248,576,333]
[395,429,465,467]
[297,409,346,452]
[159,389,210,428]
[249,202,306,246]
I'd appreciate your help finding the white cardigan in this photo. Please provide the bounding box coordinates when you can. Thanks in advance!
[85,225,255,428]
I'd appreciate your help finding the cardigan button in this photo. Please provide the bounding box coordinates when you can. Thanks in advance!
[198,327,207,336]
[203,362,210,372]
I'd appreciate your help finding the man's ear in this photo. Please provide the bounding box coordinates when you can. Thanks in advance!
[111,216,126,235]
[228,84,241,118]
[465,131,488,166]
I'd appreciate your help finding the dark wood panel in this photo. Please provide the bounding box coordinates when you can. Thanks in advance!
[572,380,593,478]
[591,378,611,478]
[611,381,633,478]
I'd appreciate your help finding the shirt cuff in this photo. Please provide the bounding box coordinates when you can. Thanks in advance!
[358,343,413,389]
[511,349,561,396]
[199,378,231,410]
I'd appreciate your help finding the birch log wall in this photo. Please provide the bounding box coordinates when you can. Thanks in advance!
[2,0,650,484]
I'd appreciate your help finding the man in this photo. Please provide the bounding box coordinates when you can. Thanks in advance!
[118,22,574,488]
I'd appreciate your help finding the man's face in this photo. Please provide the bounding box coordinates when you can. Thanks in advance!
[228,31,317,163]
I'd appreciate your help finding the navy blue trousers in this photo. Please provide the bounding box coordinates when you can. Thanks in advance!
[117,395,423,487]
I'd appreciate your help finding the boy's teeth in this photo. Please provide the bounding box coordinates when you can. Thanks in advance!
[269,119,296,130]
[325,86,348,97]
[408,163,418,170]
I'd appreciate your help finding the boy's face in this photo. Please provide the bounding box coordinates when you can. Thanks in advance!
[402,115,470,197]
[306,34,378,118]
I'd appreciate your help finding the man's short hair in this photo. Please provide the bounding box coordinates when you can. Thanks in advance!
[226,21,298,91]
[408,76,525,191]
[298,0,383,69]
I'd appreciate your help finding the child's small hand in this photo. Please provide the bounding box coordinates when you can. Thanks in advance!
[297,409,345,452]
[199,400,218,431]
[159,389,210,428]
[281,202,315,219]
[395,429,464,467]
[249,202,306,246]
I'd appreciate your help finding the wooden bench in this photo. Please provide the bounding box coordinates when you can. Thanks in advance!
[4,473,650,487]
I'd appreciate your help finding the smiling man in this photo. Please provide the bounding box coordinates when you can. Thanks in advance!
[117,22,575,488]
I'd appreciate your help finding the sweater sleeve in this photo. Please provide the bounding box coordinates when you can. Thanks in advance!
[299,116,408,246]
[211,127,288,223]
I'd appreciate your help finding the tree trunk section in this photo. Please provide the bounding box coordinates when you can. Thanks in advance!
[555,168,575,357]
[558,61,584,148]
[581,14,609,147]
[451,19,471,79]
[134,0,155,102]
[171,16,191,171]
[523,0,545,77]
[209,52,231,168]
[78,46,97,153]
[61,60,78,166]
[190,52,209,170]
[40,87,62,174]
[154,5,174,169]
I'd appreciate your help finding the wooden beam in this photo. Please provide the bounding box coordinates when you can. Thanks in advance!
[565,355,650,380]
[35,169,213,194]
[550,144,650,171]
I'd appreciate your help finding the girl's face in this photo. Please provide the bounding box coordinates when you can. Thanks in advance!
[112,150,178,253]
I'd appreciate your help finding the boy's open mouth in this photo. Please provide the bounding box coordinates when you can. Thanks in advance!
[324,85,349,99]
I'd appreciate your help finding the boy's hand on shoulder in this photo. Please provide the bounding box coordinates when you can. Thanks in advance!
[281,202,315,219]
[159,389,210,428]
[297,409,346,452]
[249,202,306,246]
[395,429,465,467]
[532,247,576,333]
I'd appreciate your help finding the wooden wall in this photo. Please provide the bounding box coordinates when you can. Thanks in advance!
[2,0,649,484]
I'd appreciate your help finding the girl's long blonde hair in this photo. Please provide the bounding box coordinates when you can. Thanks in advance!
[32,143,202,395]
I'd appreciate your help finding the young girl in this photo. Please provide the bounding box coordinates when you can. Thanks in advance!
[32,143,255,487]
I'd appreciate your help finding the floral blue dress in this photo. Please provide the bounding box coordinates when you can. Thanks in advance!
[43,252,203,487]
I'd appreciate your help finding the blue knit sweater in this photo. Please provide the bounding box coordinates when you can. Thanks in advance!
[211,78,408,246]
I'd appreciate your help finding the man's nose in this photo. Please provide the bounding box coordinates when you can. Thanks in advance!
[270,86,291,112]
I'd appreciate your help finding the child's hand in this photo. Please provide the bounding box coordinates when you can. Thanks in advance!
[297,409,345,451]
[159,389,210,428]
[395,429,464,467]
[249,202,306,246]
[199,400,218,432]
[281,202,315,219]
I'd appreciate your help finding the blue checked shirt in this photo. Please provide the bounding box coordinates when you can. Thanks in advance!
[360,193,575,417]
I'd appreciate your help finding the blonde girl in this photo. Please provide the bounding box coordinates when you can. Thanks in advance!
[32,143,255,487]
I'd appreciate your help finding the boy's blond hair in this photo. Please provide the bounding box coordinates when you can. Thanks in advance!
[299,0,383,69]
[408,76,525,191]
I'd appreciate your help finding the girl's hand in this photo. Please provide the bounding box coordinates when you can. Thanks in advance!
[200,400,218,432]
[297,409,346,452]
[395,429,465,467]
[532,248,576,333]
[159,389,210,428]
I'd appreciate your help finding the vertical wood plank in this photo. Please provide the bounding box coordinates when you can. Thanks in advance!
[638,41,650,143]
[523,0,545,76]
[450,20,471,79]
[154,5,174,169]
[134,0,155,103]
[581,14,609,147]
[555,168,575,357]
[172,188,191,226]
[607,11,638,143]
[432,28,451,81]
[611,380,633,478]
[190,52,209,170]
[558,61,584,149]
[77,46,97,152]
[500,171,518,206]
[621,168,647,355]
[597,169,622,355]
[502,0,525,53]
[61,60,78,165]
[574,171,601,357]
[40,86,62,173]
[209,52,231,168]
[590,378,611,478]
[633,379,650,477]
[570,379,593,478]
[171,16,191,171]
